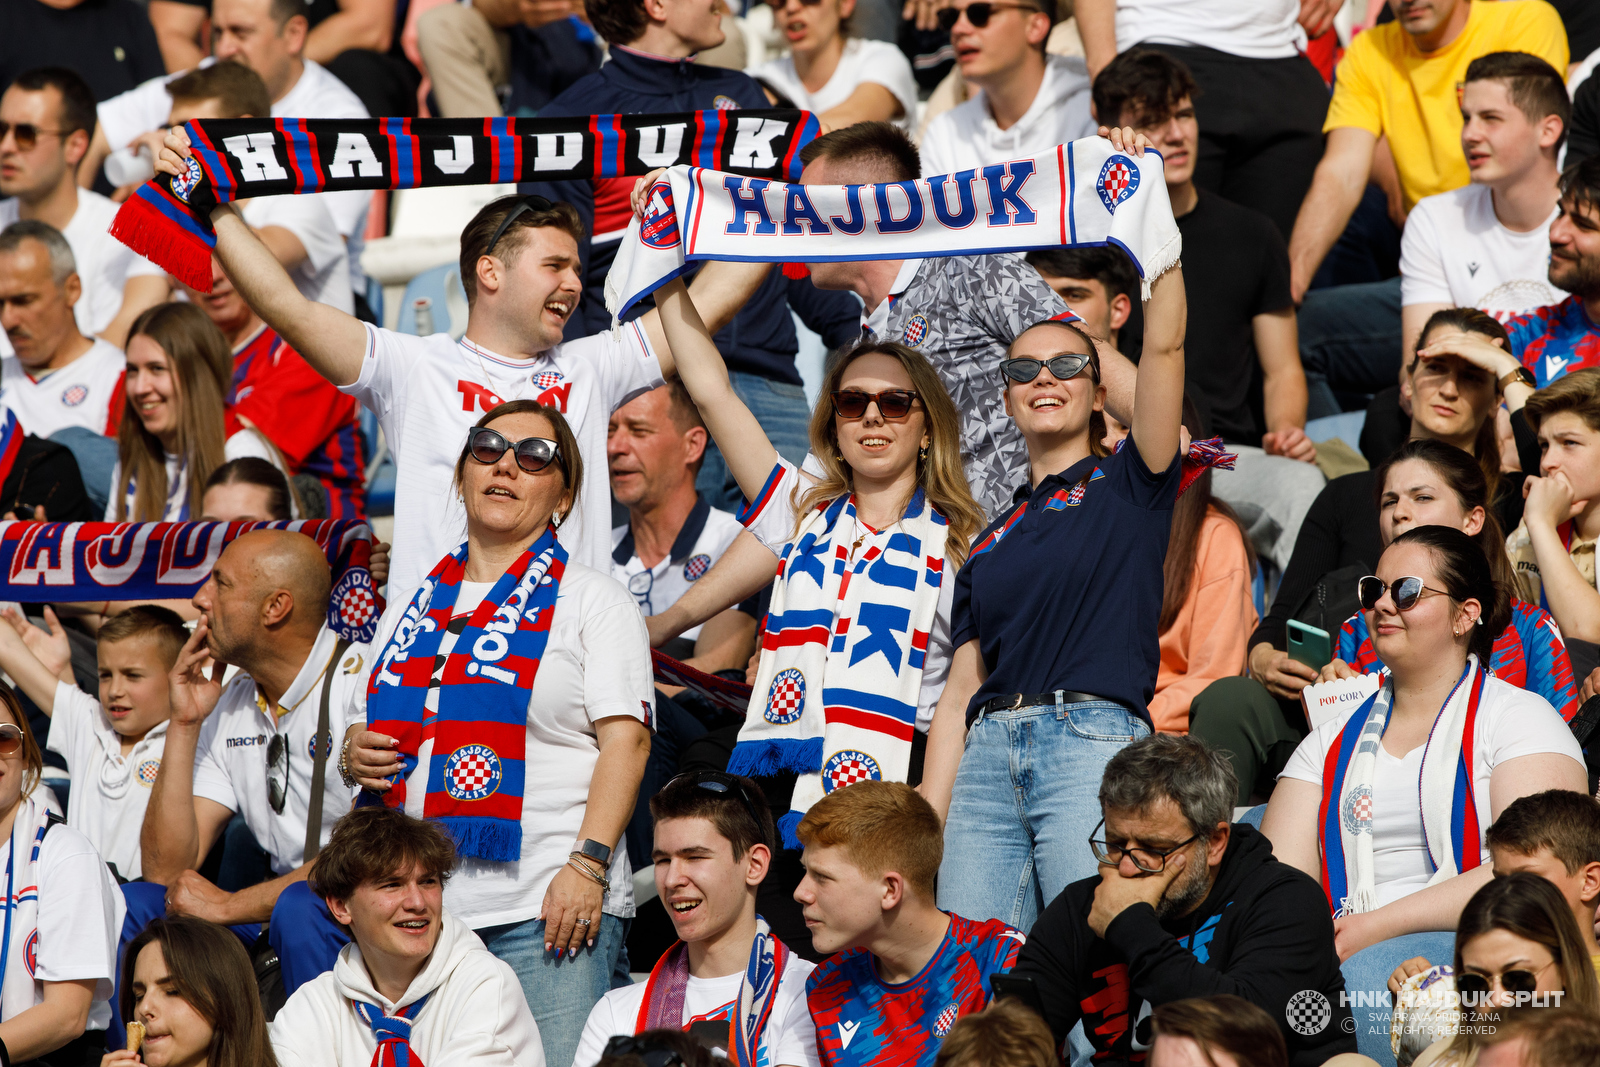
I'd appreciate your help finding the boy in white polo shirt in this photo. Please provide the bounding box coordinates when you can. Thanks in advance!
[574,772,818,1067]
[0,603,183,881]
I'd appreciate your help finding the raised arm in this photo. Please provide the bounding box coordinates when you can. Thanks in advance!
[647,529,779,647]
[141,624,235,886]
[0,607,73,714]
[653,277,782,502]
[154,128,369,387]
[1130,254,1185,474]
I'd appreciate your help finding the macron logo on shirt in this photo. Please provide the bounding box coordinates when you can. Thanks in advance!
[838,1021,859,1049]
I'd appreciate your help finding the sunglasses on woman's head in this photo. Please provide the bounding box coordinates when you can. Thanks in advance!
[0,723,22,758]
[482,195,556,259]
[831,389,920,421]
[936,0,1040,30]
[999,354,1092,385]
[1357,575,1453,612]
[468,428,564,474]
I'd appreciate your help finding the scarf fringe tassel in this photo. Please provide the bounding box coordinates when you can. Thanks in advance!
[726,737,823,780]
[437,815,522,864]
[110,191,215,292]
[777,811,804,851]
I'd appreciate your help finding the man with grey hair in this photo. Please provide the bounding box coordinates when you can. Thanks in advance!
[1008,733,1353,1067]
[0,221,129,440]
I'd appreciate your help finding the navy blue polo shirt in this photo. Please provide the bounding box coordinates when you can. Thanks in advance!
[952,441,1180,726]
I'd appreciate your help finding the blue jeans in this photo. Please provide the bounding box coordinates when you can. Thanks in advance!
[697,372,811,513]
[937,700,1149,931]
[1299,277,1403,419]
[477,912,627,1067]
[1341,930,1457,1067]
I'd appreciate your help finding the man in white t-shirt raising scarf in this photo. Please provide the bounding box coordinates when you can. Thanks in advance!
[151,124,780,611]
[573,771,819,1067]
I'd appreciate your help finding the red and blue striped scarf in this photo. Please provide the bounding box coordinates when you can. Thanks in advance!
[353,992,432,1067]
[109,110,818,293]
[366,526,566,862]
[1318,659,1486,916]
[0,410,21,493]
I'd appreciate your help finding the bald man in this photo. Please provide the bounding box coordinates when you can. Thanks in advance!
[117,530,369,1040]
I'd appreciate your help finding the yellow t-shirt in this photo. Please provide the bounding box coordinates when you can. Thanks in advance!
[1324,0,1569,211]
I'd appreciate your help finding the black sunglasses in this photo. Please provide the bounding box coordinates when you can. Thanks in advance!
[831,389,920,420]
[764,0,822,7]
[267,733,288,815]
[0,121,68,152]
[1357,575,1454,612]
[936,1,1041,30]
[468,427,565,475]
[665,771,768,840]
[1087,817,1199,874]
[603,1036,686,1067]
[1455,962,1555,1001]
[999,354,1092,385]
[483,195,556,259]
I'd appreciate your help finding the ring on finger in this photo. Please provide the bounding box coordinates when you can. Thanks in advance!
[576,918,591,926]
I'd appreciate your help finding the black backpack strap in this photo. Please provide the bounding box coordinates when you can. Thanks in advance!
[303,638,352,864]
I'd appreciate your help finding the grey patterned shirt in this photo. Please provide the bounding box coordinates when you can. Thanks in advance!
[860,254,1079,521]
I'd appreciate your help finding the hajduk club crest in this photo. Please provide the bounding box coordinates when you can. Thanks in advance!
[1097,155,1139,213]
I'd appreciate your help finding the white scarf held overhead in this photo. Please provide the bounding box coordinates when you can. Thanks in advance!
[606,137,1182,323]
[729,475,947,847]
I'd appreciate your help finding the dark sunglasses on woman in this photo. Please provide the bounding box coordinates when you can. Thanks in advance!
[936,0,1041,30]
[468,428,564,474]
[831,389,920,420]
[0,723,22,758]
[1454,961,1555,1000]
[998,354,1092,385]
[0,121,67,152]
[1356,575,1453,612]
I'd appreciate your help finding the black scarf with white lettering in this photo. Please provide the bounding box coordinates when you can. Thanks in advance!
[109,110,819,292]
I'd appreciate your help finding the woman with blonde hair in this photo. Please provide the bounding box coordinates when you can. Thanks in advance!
[110,303,293,521]
[652,269,983,844]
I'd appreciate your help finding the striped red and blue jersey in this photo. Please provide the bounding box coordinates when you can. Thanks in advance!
[226,326,367,518]
[1337,599,1578,720]
[807,914,1024,1067]
[1508,296,1600,386]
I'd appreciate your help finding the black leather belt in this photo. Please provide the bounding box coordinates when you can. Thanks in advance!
[976,690,1125,717]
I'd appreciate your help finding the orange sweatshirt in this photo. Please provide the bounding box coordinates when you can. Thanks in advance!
[1150,508,1258,733]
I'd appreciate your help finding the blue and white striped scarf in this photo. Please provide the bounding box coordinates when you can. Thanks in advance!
[729,472,946,847]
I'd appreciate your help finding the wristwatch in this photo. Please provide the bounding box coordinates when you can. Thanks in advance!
[574,838,612,866]
[1499,365,1537,391]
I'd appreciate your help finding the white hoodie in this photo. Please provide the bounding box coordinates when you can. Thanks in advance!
[919,54,1097,177]
[270,911,544,1067]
